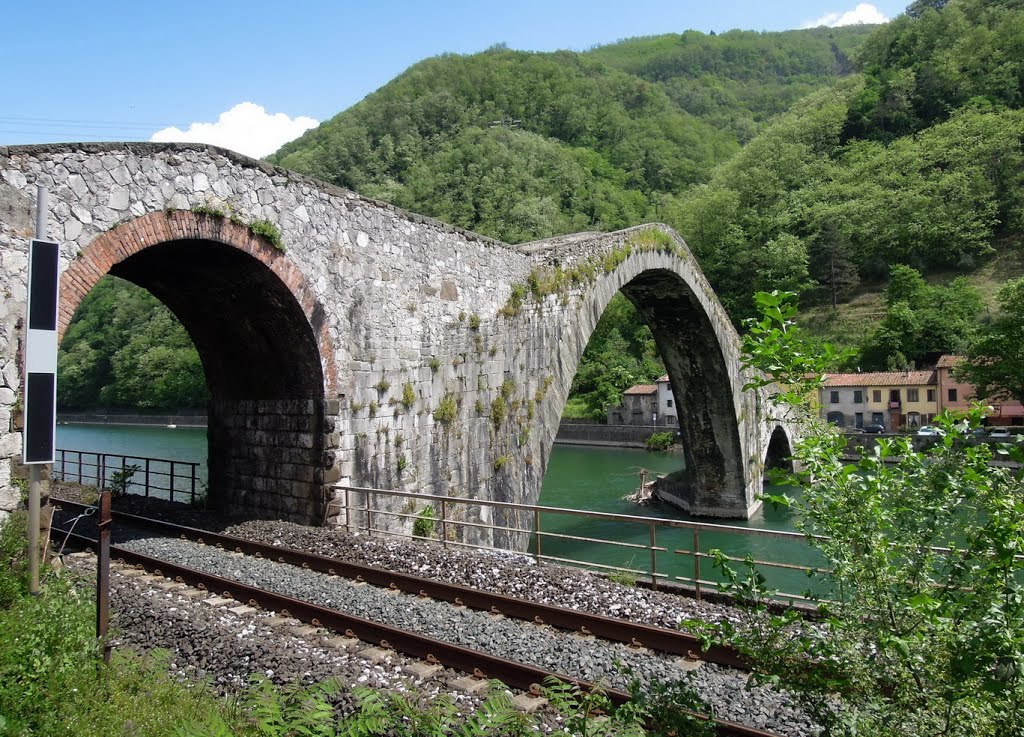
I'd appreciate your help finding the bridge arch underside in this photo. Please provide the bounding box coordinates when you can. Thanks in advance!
[764,425,795,474]
[618,269,749,517]
[97,238,327,523]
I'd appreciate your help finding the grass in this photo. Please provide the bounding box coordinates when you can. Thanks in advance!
[561,395,598,420]
[798,242,1024,352]
[0,513,248,737]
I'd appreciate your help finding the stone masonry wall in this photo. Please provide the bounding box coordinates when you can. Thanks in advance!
[208,398,333,524]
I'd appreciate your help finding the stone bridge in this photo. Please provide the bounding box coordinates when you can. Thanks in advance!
[0,143,795,542]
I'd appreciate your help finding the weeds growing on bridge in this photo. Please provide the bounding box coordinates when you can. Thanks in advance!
[498,227,683,318]
[433,392,458,426]
[184,205,286,252]
[402,382,416,409]
[247,219,285,251]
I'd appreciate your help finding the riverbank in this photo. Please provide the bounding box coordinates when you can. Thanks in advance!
[554,420,677,448]
[58,412,207,428]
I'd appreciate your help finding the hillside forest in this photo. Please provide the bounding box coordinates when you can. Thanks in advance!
[58,0,1024,417]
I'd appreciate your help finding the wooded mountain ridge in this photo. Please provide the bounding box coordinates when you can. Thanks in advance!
[59,0,1024,412]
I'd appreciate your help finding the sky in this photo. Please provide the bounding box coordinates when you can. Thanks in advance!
[3,1,907,158]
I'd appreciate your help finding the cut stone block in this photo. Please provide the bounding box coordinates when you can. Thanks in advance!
[358,647,393,664]
[323,636,359,649]
[674,657,704,672]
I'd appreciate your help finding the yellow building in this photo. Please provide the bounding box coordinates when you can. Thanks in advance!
[821,370,939,431]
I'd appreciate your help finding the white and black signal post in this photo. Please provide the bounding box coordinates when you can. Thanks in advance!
[23,185,59,595]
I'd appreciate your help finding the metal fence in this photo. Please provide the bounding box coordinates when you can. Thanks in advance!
[53,448,203,505]
[330,485,825,603]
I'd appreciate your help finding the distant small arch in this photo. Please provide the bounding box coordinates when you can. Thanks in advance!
[764,425,795,473]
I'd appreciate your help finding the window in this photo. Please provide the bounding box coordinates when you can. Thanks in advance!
[948,388,958,402]
[890,389,901,402]
[853,390,863,403]
[927,389,935,402]
[872,412,884,425]
[873,390,882,403]
[907,388,919,402]
[827,411,845,426]
[830,390,840,404]
[666,399,673,408]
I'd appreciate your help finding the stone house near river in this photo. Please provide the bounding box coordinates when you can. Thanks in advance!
[820,355,1024,431]
[608,374,679,427]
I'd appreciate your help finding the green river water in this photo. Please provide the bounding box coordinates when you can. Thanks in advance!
[55,424,818,595]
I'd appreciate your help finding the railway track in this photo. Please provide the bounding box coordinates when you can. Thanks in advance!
[52,496,793,737]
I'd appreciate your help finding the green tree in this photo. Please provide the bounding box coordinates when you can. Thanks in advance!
[57,276,209,412]
[753,233,813,296]
[859,266,981,369]
[808,222,859,308]
[709,290,1024,737]
[958,277,1024,402]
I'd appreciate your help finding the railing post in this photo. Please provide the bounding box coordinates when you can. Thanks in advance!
[440,498,448,547]
[144,459,151,498]
[344,487,351,530]
[99,453,107,490]
[366,491,373,536]
[77,450,82,484]
[169,461,175,503]
[650,521,658,590]
[534,508,542,563]
[190,465,197,504]
[693,529,702,601]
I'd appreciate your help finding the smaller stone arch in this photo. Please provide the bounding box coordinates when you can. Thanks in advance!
[58,210,338,523]
[58,210,337,393]
[764,424,795,474]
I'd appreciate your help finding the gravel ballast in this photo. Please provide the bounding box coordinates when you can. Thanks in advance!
[51,490,822,734]
[112,533,817,736]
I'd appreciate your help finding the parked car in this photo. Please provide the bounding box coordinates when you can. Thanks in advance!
[988,427,1024,442]
[917,426,941,436]
[862,423,885,434]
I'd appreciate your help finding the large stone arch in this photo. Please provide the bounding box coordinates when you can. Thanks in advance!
[59,210,337,523]
[531,226,762,518]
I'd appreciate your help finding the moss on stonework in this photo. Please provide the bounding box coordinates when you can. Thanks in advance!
[498,227,682,318]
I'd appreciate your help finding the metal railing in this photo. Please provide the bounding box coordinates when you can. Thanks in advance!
[53,448,203,505]
[330,485,825,603]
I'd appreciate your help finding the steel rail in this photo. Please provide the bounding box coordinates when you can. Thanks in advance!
[51,497,748,670]
[59,526,783,737]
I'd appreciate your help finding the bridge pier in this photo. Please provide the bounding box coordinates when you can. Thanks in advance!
[208,398,332,524]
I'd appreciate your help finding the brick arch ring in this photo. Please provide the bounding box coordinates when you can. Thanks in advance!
[57,209,337,394]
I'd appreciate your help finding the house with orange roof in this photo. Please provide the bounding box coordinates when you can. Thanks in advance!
[821,370,938,431]
[935,355,1024,425]
[820,355,1024,431]
[608,374,679,426]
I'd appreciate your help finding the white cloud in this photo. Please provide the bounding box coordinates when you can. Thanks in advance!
[801,3,889,28]
[150,102,318,159]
